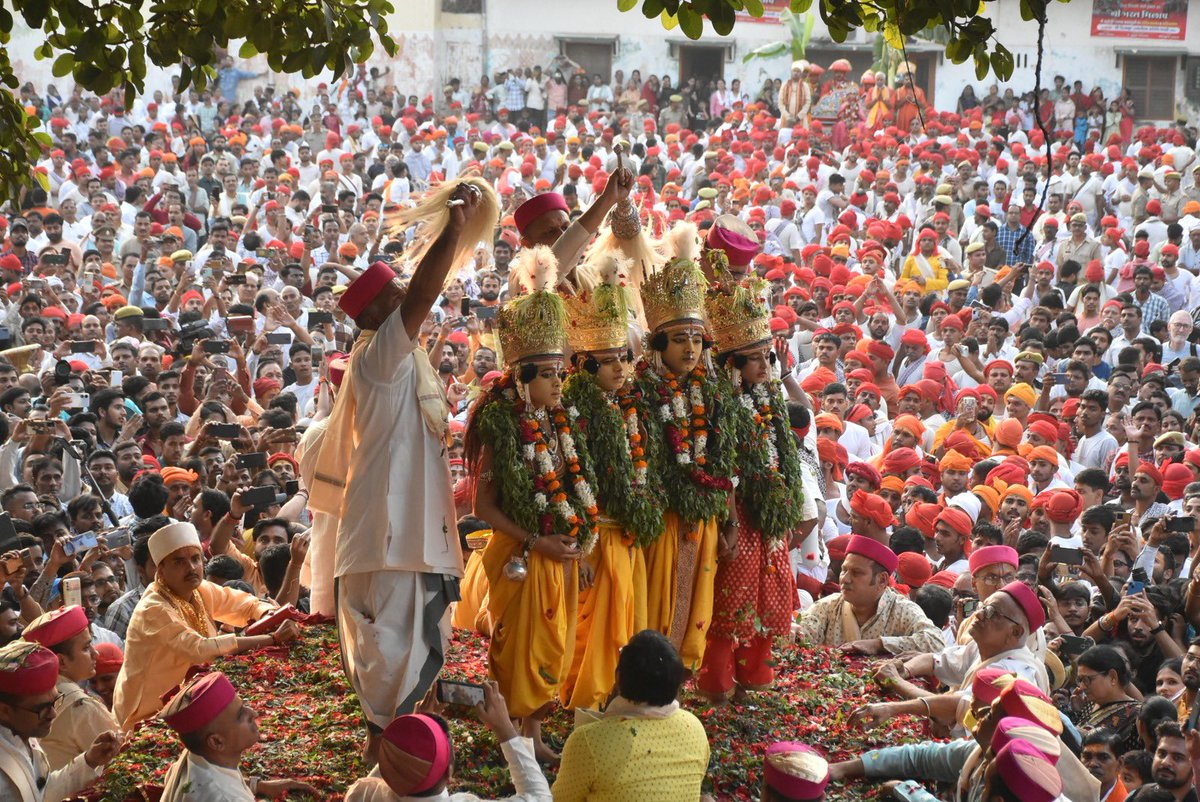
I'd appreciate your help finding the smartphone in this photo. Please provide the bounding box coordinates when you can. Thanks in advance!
[63,531,98,556]
[265,332,292,345]
[1112,509,1131,526]
[436,679,485,707]
[25,418,53,434]
[70,340,97,354]
[460,298,470,318]
[203,339,231,354]
[227,315,254,332]
[201,266,215,280]
[961,597,979,617]
[1126,567,1148,596]
[1059,634,1093,657]
[285,480,300,496]
[210,422,242,440]
[321,203,338,214]
[2,548,35,575]
[969,300,990,311]
[1051,372,1070,385]
[473,304,497,321]
[311,345,324,365]
[103,528,131,550]
[307,311,333,326]
[1166,516,1195,534]
[110,370,123,387]
[63,576,82,608]
[241,485,282,508]
[142,318,172,331]
[226,274,247,286]
[0,513,18,554]
[66,392,89,410]
[1048,545,1083,565]
[256,248,268,258]
[237,451,268,470]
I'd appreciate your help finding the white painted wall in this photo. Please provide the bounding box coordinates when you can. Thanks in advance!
[6,0,1199,123]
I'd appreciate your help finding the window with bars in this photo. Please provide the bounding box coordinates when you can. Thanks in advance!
[1123,55,1177,121]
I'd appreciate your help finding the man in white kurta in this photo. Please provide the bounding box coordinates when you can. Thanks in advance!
[314,184,490,741]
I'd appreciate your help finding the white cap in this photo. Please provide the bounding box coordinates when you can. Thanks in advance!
[149,522,202,565]
[949,491,982,523]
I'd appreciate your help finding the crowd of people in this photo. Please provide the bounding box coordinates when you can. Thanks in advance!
[0,48,1199,802]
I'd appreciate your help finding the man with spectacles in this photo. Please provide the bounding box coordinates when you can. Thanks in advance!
[883,548,1050,700]
[20,606,119,772]
[0,639,123,800]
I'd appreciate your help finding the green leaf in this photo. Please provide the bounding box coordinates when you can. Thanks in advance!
[710,0,735,34]
[617,0,638,10]
[790,0,813,11]
[239,40,258,58]
[642,0,664,17]
[677,3,703,37]
[974,51,989,79]
[743,0,764,16]
[51,53,74,77]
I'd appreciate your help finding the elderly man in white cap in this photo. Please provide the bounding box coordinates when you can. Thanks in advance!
[111,522,300,729]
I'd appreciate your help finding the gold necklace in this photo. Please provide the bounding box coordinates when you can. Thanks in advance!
[156,581,213,637]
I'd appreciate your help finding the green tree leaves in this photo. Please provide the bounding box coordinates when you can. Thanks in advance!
[0,0,398,203]
[625,0,1049,83]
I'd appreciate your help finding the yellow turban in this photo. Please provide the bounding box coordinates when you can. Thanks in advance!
[1004,382,1036,409]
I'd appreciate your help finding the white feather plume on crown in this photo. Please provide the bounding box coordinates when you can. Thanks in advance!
[512,245,559,296]
[586,250,632,288]
[665,221,701,263]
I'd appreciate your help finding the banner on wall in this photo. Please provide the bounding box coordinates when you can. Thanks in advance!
[736,1,792,23]
[1090,0,1188,40]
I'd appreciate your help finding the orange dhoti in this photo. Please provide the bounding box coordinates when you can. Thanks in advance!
[561,520,647,710]
[642,511,719,673]
[482,530,578,718]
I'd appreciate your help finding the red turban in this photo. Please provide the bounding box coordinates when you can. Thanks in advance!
[865,340,894,363]
[1164,463,1193,501]
[850,489,896,529]
[846,462,882,490]
[936,507,973,537]
[513,192,569,235]
[907,501,942,537]
[846,534,898,573]
[882,447,922,475]
[816,439,846,480]
[897,552,932,588]
[1043,490,1083,523]
[1135,461,1163,486]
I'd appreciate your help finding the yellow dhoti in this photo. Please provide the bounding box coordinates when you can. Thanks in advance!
[482,530,579,718]
[642,512,718,672]
[451,533,492,636]
[561,521,647,710]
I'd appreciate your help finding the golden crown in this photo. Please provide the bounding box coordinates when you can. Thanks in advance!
[563,256,630,354]
[640,257,708,333]
[496,246,567,365]
[705,279,772,355]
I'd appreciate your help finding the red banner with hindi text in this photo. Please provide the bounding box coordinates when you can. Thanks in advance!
[1090,0,1187,40]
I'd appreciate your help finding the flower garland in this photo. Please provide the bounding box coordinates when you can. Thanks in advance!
[637,361,740,523]
[476,379,600,554]
[731,378,806,542]
[562,372,664,546]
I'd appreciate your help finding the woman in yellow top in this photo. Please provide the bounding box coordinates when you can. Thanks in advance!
[899,228,949,293]
[466,247,599,762]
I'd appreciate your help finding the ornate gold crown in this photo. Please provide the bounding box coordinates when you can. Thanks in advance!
[705,279,772,355]
[563,255,630,354]
[496,246,567,365]
[640,257,708,333]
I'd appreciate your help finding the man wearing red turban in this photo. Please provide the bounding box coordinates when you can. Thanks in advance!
[933,508,973,574]
[849,489,896,543]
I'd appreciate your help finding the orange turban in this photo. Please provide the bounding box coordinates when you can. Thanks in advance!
[993,418,1023,450]
[936,507,973,537]
[1002,484,1033,504]
[801,367,838,395]
[972,484,1001,515]
[939,449,974,473]
[907,501,942,537]
[850,489,896,530]
[892,415,925,440]
[160,467,198,486]
[1027,445,1059,467]
[880,475,905,495]
[815,413,844,435]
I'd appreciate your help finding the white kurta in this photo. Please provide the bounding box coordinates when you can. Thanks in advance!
[344,736,551,802]
[296,418,336,617]
[160,751,255,802]
[0,725,100,802]
[334,308,462,579]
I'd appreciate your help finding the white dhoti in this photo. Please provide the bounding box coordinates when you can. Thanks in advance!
[336,570,456,729]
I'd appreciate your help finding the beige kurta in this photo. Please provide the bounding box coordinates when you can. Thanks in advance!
[40,677,119,771]
[160,751,255,802]
[0,725,100,802]
[112,581,274,728]
[799,588,945,654]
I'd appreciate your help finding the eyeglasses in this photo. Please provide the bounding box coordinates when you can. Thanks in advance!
[976,602,1023,629]
[1076,671,1105,686]
[976,571,1017,587]
[14,693,62,718]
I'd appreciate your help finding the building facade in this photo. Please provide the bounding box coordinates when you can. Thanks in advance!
[7,0,1200,124]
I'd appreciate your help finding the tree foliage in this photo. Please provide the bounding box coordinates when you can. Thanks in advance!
[0,0,397,205]
[623,0,1067,83]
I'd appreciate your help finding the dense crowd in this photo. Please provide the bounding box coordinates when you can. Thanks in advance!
[0,50,1198,802]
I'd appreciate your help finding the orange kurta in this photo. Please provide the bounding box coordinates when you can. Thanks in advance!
[451,534,492,636]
